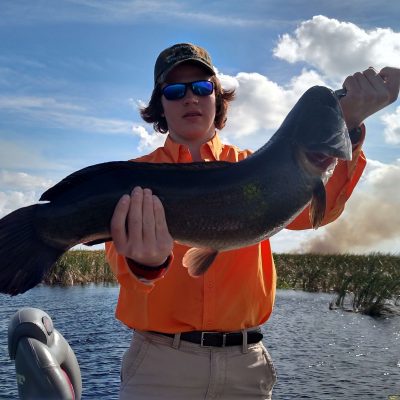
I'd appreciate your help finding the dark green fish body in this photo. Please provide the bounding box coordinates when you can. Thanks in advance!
[0,86,351,295]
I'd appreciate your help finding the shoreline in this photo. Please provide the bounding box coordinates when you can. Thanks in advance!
[45,250,400,316]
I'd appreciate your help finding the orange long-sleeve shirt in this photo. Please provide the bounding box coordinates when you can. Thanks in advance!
[106,131,366,333]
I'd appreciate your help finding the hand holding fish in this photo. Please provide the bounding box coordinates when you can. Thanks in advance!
[110,186,174,267]
[340,66,400,130]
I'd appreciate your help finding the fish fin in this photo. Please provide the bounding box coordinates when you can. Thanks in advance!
[40,161,130,201]
[0,205,66,295]
[182,248,219,277]
[309,180,326,229]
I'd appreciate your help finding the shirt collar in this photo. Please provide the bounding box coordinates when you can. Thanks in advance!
[163,132,224,162]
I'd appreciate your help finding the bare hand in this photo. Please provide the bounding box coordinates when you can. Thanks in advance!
[340,66,400,130]
[110,186,173,266]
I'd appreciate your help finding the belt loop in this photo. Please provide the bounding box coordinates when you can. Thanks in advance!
[172,333,181,349]
[241,329,248,354]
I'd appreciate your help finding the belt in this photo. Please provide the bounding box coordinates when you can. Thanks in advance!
[152,328,263,347]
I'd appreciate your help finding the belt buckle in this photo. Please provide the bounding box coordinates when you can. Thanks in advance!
[200,332,227,347]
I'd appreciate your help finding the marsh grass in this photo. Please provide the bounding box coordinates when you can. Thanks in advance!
[274,252,400,316]
[44,250,116,286]
[46,250,399,316]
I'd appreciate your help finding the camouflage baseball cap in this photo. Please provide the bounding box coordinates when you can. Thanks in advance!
[154,43,215,85]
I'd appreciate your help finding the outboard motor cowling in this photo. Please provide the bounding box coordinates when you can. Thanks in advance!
[8,307,82,400]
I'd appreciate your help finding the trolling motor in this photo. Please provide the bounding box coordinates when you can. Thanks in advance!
[8,307,82,400]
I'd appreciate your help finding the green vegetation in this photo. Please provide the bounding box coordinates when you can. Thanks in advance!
[274,253,400,316]
[46,250,400,316]
[44,250,116,286]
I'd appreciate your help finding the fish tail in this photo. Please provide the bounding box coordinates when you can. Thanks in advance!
[0,205,65,295]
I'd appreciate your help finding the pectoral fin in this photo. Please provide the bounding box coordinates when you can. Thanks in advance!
[183,248,219,277]
[309,180,326,229]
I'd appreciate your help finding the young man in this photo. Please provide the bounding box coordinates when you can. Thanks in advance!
[106,43,400,399]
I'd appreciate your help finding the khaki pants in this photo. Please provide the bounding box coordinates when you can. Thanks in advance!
[120,330,277,399]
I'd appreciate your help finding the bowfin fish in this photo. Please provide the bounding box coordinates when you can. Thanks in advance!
[0,86,351,295]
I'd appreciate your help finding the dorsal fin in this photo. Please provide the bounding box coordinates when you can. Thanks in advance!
[40,160,232,202]
[40,161,129,201]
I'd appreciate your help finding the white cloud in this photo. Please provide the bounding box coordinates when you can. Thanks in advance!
[0,190,38,217]
[381,106,400,144]
[131,125,165,152]
[0,170,54,217]
[273,15,400,81]
[0,170,53,191]
[219,69,327,149]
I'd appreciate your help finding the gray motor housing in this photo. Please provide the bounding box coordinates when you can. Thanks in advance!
[8,307,82,399]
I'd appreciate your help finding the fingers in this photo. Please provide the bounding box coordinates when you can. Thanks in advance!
[127,186,145,248]
[153,195,173,245]
[362,67,387,92]
[340,66,395,129]
[128,187,158,245]
[110,186,173,265]
[379,66,400,103]
[343,67,387,98]
[110,194,130,252]
[141,188,156,247]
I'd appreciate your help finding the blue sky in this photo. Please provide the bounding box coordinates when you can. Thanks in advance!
[1,0,399,254]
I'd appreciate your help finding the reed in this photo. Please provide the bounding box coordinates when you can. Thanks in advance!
[46,250,399,316]
[274,252,400,316]
[44,250,116,286]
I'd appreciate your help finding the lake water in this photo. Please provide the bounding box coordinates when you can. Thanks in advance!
[0,285,399,399]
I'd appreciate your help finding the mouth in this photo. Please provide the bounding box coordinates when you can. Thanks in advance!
[305,152,337,171]
[297,149,338,183]
[183,111,202,118]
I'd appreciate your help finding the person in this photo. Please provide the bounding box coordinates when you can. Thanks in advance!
[105,43,400,399]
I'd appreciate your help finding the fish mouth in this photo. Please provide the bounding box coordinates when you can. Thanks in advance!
[297,149,338,180]
[305,151,337,172]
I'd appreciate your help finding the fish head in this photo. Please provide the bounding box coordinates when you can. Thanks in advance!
[282,86,353,229]
[291,86,352,163]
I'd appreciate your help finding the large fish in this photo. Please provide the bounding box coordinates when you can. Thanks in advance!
[0,86,351,295]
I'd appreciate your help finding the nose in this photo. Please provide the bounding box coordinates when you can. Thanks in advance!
[183,87,199,104]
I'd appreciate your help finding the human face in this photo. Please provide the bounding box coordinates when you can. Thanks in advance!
[161,63,216,146]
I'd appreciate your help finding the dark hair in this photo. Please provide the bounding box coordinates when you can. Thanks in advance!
[140,75,235,134]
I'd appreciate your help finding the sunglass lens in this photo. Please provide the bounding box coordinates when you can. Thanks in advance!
[163,84,186,100]
[192,81,214,96]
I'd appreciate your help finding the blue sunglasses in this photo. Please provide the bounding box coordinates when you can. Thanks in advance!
[162,80,214,100]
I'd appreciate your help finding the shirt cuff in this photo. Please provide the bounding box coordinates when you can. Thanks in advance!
[125,254,173,281]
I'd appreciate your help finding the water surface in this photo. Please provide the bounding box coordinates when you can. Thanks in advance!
[1,286,399,399]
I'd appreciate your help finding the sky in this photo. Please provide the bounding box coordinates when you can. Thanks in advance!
[0,0,399,255]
